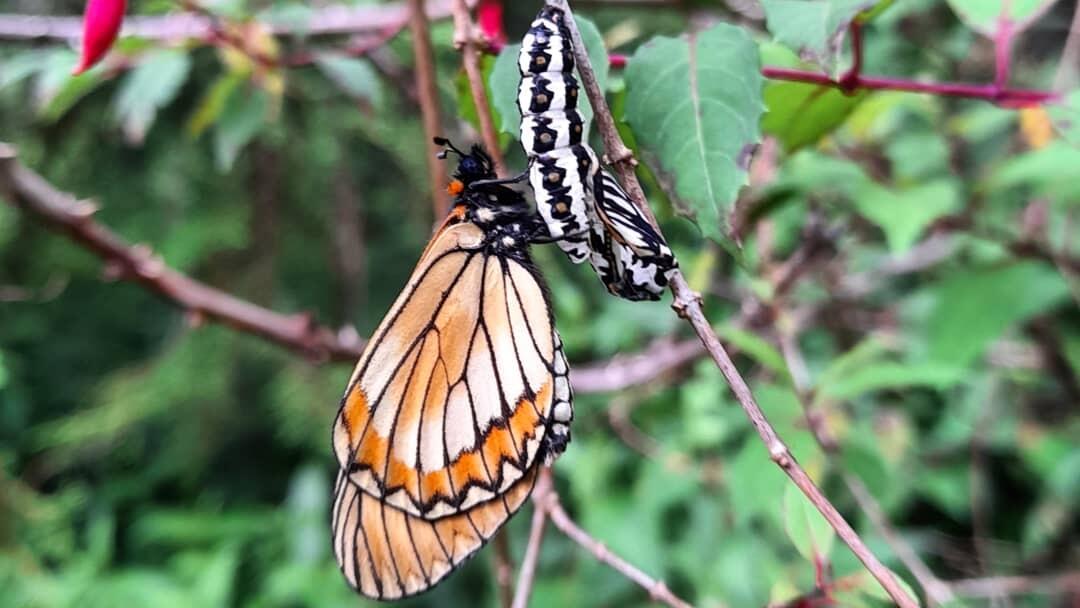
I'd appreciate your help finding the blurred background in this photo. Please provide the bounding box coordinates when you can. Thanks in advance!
[1,0,1078,606]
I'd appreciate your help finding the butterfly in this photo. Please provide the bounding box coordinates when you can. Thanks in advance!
[517,6,678,301]
[330,139,573,599]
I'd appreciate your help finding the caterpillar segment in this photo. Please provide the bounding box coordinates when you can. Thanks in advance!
[517,5,679,300]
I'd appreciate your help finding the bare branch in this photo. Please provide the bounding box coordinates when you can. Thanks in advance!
[492,532,515,608]
[845,474,957,606]
[535,471,694,608]
[0,144,364,362]
[545,1,915,605]
[948,572,1080,598]
[451,0,506,174]
[407,0,451,220]
[571,337,703,393]
[511,471,552,608]
[775,303,954,606]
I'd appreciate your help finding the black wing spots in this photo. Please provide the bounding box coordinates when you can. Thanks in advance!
[378,497,406,596]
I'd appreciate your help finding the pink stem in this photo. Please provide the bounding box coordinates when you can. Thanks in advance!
[760,67,1057,108]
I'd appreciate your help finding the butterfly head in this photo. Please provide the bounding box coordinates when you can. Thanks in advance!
[434,137,497,192]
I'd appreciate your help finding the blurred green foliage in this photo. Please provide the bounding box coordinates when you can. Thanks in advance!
[2,0,1079,607]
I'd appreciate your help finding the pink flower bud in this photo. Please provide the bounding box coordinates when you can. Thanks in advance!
[73,0,126,74]
[477,0,505,48]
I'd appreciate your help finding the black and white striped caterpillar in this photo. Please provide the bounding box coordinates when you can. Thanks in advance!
[517,6,677,301]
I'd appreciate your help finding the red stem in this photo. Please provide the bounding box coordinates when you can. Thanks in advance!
[760,66,1056,107]
[760,17,1056,108]
[837,20,862,92]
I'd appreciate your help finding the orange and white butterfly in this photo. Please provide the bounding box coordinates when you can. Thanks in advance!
[330,140,573,599]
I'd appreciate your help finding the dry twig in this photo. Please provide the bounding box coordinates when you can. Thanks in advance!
[407,0,451,220]
[451,0,506,173]
[545,1,915,605]
[0,144,364,362]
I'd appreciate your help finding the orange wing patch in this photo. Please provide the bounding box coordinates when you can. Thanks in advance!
[332,463,538,600]
[335,378,551,519]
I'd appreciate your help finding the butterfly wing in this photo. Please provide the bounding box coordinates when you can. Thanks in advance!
[332,463,538,599]
[332,218,569,521]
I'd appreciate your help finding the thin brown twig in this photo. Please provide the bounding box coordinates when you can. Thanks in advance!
[534,471,694,608]
[546,1,915,605]
[511,471,552,608]
[0,144,364,362]
[407,0,451,221]
[948,571,1080,598]
[451,0,506,174]
[774,307,954,606]
[492,532,515,608]
[844,474,956,606]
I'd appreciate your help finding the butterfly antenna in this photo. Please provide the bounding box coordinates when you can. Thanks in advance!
[433,136,465,159]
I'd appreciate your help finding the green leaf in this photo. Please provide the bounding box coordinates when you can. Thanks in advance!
[761,0,893,68]
[849,568,919,606]
[35,49,107,123]
[625,23,765,247]
[852,179,962,253]
[186,74,243,138]
[0,49,49,89]
[782,483,836,562]
[213,85,270,171]
[113,49,192,144]
[715,323,789,378]
[455,53,509,149]
[920,262,1070,367]
[313,54,382,105]
[988,141,1080,203]
[763,82,866,152]
[760,42,866,151]
[822,362,965,400]
[487,15,609,140]
[945,0,1060,36]
[490,43,523,136]
[1048,89,1080,144]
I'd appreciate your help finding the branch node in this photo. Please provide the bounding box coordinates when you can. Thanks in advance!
[603,147,636,166]
[72,199,100,219]
[671,288,702,320]
[769,442,793,467]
